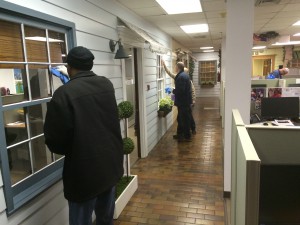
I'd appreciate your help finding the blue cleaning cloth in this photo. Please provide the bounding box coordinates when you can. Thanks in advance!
[51,68,70,84]
[266,74,275,79]
[165,87,172,94]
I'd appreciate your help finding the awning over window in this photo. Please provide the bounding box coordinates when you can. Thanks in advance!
[117,18,169,54]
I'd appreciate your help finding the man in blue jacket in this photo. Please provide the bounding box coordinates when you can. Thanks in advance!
[44,46,124,225]
[266,67,289,79]
[173,62,192,142]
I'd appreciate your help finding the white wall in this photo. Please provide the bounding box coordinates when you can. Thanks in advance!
[0,0,174,224]
[143,50,173,153]
[0,69,16,94]
[223,0,254,194]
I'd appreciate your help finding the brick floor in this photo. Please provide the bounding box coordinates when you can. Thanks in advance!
[115,97,224,225]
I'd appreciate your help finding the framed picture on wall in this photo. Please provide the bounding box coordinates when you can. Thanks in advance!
[14,69,22,80]
[267,88,282,98]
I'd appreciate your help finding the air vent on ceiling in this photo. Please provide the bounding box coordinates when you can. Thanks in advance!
[255,0,281,6]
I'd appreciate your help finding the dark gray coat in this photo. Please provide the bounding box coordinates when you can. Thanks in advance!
[44,71,124,202]
[174,71,192,107]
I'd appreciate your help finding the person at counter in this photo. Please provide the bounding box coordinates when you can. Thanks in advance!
[44,46,124,225]
[266,67,289,79]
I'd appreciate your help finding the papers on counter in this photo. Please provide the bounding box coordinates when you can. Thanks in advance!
[273,119,294,126]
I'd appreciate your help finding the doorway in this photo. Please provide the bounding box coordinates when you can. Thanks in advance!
[124,48,140,166]
[252,55,275,77]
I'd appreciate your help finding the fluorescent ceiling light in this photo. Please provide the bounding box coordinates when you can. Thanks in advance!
[293,33,300,37]
[180,24,208,34]
[272,41,300,46]
[293,20,300,26]
[252,46,266,50]
[156,0,202,14]
[25,36,64,42]
[200,46,213,50]
[203,50,214,53]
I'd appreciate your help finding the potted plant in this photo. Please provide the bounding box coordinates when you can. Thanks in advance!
[158,96,174,117]
[114,100,138,219]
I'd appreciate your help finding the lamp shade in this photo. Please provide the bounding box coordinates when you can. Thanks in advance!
[115,44,129,59]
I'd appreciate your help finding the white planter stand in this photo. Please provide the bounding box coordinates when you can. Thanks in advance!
[113,175,138,219]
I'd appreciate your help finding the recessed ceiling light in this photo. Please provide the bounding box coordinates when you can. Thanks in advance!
[200,47,213,50]
[156,0,202,14]
[293,20,300,26]
[180,24,208,34]
[252,46,266,50]
[272,41,300,46]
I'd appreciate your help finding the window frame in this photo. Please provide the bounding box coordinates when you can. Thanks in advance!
[0,1,76,214]
[156,55,165,106]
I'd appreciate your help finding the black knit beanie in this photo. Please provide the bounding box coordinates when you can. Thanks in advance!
[66,46,95,71]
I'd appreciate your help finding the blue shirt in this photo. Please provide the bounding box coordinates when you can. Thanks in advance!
[267,70,281,79]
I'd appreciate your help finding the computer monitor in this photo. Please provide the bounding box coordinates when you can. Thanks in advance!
[261,97,299,120]
[288,83,300,87]
[251,84,267,88]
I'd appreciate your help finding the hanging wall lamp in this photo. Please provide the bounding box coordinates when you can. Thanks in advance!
[109,39,129,59]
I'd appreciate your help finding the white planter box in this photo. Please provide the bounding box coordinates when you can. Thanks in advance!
[113,175,138,219]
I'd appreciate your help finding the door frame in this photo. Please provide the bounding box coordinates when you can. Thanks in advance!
[121,48,148,159]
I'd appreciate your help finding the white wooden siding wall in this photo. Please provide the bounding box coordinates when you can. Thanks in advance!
[143,50,173,154]
[1,0,173,224]
[193,52,220,98]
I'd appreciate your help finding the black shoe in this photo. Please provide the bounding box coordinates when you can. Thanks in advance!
[178,137,192,142]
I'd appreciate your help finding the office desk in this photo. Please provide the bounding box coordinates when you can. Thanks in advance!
[250,120,300,127]
[246,126,300,225]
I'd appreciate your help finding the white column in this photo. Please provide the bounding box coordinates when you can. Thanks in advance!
[220,36,226,128]
[223,0,254,194]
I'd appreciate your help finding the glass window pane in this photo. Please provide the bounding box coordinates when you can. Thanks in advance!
[24,26,48,62]
[31,136,52,171]
[48,31,67,63]
[0,65,29,105]
[49,66,65,92]
[28,103,47,137]
[9,142,31,185]
[28,66,51,99]
[4,108,28,146]
[0,20,24,62]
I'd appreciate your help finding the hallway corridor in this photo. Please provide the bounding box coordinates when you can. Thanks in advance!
[115,97,225,225]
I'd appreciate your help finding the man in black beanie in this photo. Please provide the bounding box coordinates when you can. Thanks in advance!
[44,46,124,225]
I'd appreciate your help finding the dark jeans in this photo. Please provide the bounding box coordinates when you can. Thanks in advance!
[68,186,115,225]
[177,105,191,139]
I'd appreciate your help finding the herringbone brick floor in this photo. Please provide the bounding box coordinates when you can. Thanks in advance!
[115,97,225,225]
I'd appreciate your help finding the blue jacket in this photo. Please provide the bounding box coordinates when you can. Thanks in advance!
[174,70,192,107]
[267,69,281,79]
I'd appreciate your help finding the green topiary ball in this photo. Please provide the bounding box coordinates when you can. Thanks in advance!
[118,101,134,119]
[123,137,135,155]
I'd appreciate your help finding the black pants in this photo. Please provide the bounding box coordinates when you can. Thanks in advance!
[177,106,191,139]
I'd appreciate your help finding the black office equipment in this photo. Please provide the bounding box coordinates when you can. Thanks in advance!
[250,113,261,124]
[261,97,299,120]
[251,84,267,88]
[288,83,300,87]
